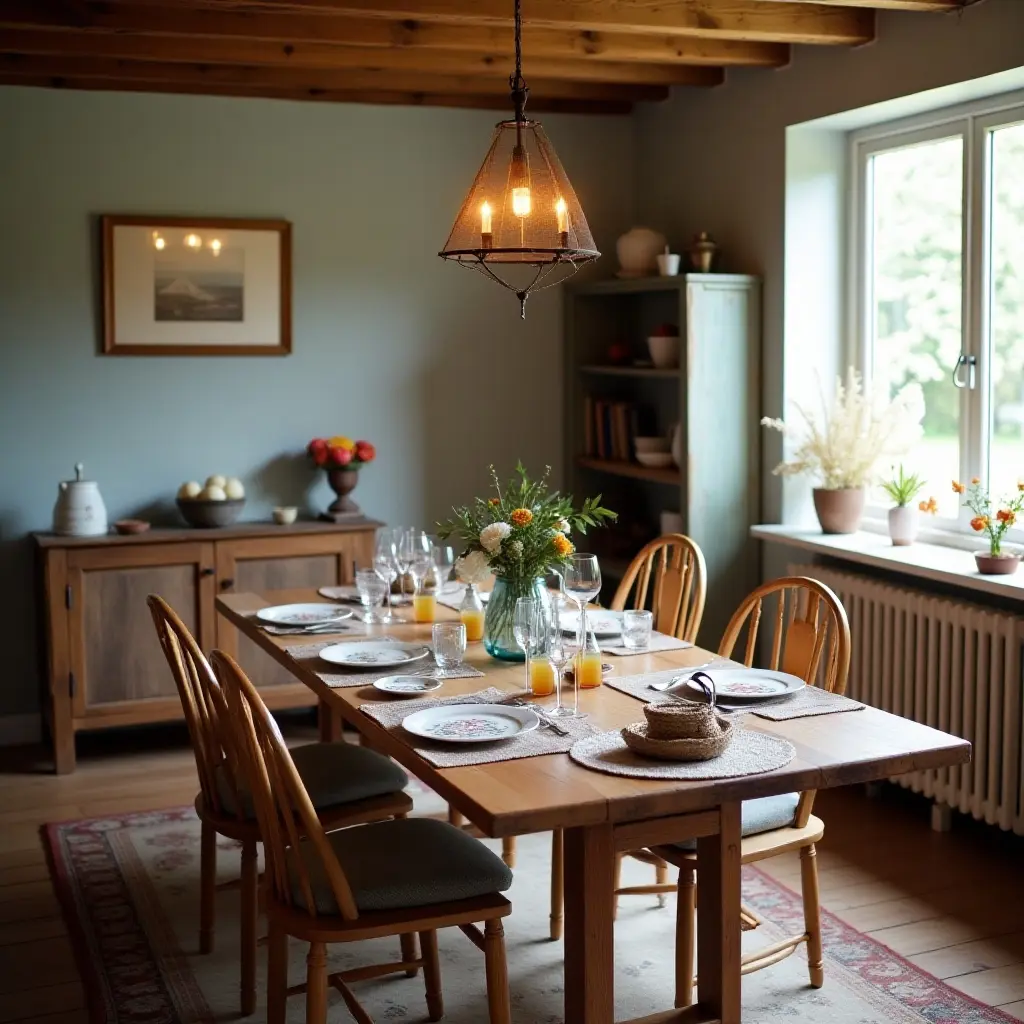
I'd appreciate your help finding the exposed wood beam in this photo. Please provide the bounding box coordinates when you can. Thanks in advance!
[760,0,961,9]
[160,0,875,45]
[0,72,633,112]
[0,52,670,102]
[0,27,726,85]
[0,2,790,68]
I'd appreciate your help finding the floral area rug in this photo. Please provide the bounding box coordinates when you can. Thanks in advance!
[44,783,1015,1023]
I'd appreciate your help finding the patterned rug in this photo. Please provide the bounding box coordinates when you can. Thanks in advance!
[44,785,1015,1024]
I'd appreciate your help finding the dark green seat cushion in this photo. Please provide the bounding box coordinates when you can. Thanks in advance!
[673,793,800,851]
[288,817,513,914]
[215,741,407,819]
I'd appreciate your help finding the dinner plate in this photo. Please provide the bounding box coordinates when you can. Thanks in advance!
[560,609,622,639]
[401,703,539,744]
[318,641,430,669]
[680,667,805,703]
[256,603,353,627]
[374,675,442,696]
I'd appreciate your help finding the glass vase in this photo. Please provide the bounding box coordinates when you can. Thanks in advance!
[484,576,551,661]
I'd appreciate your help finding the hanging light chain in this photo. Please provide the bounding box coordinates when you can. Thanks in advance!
[509,0,529,124]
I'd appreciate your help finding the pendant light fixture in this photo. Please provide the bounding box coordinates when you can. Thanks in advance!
[438,0,600,318]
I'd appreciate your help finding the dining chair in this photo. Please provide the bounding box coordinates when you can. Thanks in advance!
[148,595,414,1015]
[632,576,851,1008]
[212,649,514,1024]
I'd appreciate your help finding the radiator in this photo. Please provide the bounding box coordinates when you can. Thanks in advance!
[790,563,1024,833]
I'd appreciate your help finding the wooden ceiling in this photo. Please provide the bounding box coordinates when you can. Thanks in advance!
[0,0,977,115]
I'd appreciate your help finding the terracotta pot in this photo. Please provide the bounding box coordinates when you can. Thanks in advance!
[887,506,918,547]
[322,467,362,522]
[812,488,865,534]
[974,551,1020,576]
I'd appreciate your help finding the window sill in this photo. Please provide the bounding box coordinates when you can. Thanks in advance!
[751,523,1024,602]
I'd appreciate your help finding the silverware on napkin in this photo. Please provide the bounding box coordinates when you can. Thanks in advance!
[647,662,714,690]
[500,697,570,736]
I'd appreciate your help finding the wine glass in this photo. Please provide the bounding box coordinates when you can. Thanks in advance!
[373,529,399,621]
[403,530,432,590]
[546,600,577,718]
[513,596,540,696]
[431,541,456,594]
[563,553,602,655]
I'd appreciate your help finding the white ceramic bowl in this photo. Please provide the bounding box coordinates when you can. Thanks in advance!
[634,436,671,454]
[647,334,680,369]
[273,506,298,525]
[636,452,675,469]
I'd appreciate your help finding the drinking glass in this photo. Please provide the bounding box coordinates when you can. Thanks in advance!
[432,622,467,677]
[513,596,541,695]
[563,553,602,657]
[393,528,416,599]
[355,569,387,623]
[431,541,457,594]
[622,609,654,650]
[546,603,577,718]
[373,530,399,621]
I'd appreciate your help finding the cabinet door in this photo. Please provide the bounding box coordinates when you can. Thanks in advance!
[215,531,374,690]
[67,542,216,722]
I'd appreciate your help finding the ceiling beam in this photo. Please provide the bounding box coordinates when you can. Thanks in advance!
[0,72,634,112]
[0,2,790,67]
[0,27,727,85]
[0,52,670,102]
[759,0,962,9]
[157,0,875,45]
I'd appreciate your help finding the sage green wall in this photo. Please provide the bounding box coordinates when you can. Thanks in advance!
[0,86,635,719]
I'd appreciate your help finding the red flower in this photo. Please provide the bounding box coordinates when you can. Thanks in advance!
[354,441,376,463]
[997,508,1016,526]
[329,446,353,466]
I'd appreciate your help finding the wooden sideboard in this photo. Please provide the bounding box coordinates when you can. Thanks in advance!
[34,520,380,773]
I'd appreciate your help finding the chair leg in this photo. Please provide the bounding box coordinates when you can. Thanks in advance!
[401,932,420,977]
[483,918,512,1024]
[240,840,258,1016]
[800,843,824,988]
[306,941,329,1024]
[550,829,564,941]
[501,836,516,868]
[675,864,696,1009]
[267,922,288,1024]
[420,929,443,1022]
[612,851,624,920]
[199,819,216,954]
[655,856,669,908]
[448,805,464,827]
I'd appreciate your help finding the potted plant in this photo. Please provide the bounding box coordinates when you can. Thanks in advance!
[881,465,928,546]
[953,478,1024,575]
[436,464,615,660]
[762,368,924,535]
[307,435,376,522]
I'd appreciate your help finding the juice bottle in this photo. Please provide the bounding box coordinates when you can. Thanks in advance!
[413,591,436,623]
[459,583,485,642]
[575,626,604,689]
[529,658,557,697]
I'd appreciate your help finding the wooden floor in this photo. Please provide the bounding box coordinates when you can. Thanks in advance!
[3,722,1024,1023]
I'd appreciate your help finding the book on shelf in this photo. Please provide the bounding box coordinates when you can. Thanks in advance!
[586,398,639,462]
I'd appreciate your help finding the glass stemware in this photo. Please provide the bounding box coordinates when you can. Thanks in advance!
[546,599,577,718]
[373,529,399,622]
[513,596,540,695]
[563,553,602,667]
[431,541,456,594]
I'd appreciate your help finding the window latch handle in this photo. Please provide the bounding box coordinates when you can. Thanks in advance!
[953,353,977,390]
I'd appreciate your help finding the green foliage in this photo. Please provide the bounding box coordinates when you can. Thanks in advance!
[958,478,1024,557]
[881,464,926,507]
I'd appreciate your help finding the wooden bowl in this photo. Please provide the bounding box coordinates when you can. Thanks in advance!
[176,498,245,529]
[114,519,150,535]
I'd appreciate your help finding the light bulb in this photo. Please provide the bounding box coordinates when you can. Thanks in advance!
[555,198,568,234]
[512,187,531,218]
[480,202,492,235]
[153,235,166,251]
[209,238,222,255]
[184,233,202,249]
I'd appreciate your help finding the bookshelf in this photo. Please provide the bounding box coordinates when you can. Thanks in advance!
[563,273,761,646]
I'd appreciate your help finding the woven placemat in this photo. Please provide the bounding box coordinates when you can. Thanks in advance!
[360,687,597,768]
[604,664,736,703]
[600,632,694,656]
[282,639,484,689]
[569,728,795,780]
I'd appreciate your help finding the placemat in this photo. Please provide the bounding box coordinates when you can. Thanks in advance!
[360,687,597,768]
[600,632,694,656]
[604,664,735,703]
[281,639,484,689]
[569,729,795,780]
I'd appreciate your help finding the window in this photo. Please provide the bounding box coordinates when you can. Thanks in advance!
[853,96,1024,530]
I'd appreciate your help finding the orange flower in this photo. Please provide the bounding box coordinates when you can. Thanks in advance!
[552,532,574,557]
[1017,481,1024,492]
[971,476,981,485]
[997,509,1016,526]
[970,515,990,532]
[952,481,966,494]
[510,507,533,527]
[488,497,501,506]
[919,497,938,515]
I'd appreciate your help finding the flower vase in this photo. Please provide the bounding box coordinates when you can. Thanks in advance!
[887,506,918,546]
[484,576,550,661]
[974,551,1021,575]
[813,488,865,534]
[321,467,363,523]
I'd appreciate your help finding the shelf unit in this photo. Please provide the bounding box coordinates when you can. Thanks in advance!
[563,273,761,646]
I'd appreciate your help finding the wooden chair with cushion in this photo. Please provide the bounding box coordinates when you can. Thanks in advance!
[212,649,514,1024]
[148,595,414,1015]
[636,576,851,1008]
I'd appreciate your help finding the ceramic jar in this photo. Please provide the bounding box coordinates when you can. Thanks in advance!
[53,463,107,537]
[887,506,918,546]
[615,227,667,278]
[812,488,864,534]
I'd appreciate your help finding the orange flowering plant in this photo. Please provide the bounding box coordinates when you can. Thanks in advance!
[954,477,1024,556]
[307,435,376,469]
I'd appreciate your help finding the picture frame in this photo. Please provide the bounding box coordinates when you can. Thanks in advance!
[101,215,292,356]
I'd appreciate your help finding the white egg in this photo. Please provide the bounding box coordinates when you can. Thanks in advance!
[177,481,201,500]
[224,477,245,500]
[201,485,227,501]
[205,474,227,489]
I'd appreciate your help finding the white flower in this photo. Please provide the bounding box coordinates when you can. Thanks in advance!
[556,518,571,533]
[506,539,523,559]
[455,550,491,585]
[480,522,511,554]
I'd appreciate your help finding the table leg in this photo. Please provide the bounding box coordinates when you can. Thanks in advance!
[318,699,342,743]
[563,823,616,1024]
[695,802,742,1024]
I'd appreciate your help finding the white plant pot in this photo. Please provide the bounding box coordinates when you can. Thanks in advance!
[888,505,918,547]
[647,334,680,368]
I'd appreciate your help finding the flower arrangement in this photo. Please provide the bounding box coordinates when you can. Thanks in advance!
[918,496,939,515]
[307,436,376,469]
[761,368,924,490]
[954,477,1024,557]
[881,465,926,508]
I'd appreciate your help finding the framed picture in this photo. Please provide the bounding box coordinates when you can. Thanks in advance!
[101,215,291,356]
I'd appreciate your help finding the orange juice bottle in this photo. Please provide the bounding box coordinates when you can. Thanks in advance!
[529,658,557,697]
[575,627,604,689]
[459,584,485,642]
[413,591,436,623]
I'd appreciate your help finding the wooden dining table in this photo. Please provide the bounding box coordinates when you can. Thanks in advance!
[217,588,971,1024]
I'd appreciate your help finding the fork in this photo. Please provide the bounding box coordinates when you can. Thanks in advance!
[500,697,570,736]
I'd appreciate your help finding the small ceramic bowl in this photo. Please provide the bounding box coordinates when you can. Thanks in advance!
[636,452,675,469]
[114,518,150,535]
[634,436,671,454]
[273,506,298,525]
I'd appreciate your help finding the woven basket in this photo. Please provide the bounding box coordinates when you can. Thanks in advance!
[644,701,720,740]
[621,718,734,762]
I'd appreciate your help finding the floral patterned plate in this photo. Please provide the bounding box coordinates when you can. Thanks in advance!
[318,642,430,669]
[256,603,353,627]
[680,667,805,704]
[374,675,443,697]
[401,704,539,744]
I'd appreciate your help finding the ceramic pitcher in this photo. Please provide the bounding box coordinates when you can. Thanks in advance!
[53,463,108,536]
